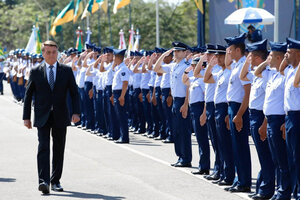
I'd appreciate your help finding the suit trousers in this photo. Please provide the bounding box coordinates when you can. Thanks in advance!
[37,112,67,185]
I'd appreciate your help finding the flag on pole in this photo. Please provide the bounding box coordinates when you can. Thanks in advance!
[194,0,204,14]
[119,29,126,49]
[113,0,130,14]
[133,29,140,51]
[25,26,38,54]
[50,10,62,37]
[127,25,135,55]
[0,47,4,56]
[97,0,108,14]
[74,0,84,22]
[35,16,42,54]
[53,0,75,26]
[81,0,100,19]
[76,27,84,51]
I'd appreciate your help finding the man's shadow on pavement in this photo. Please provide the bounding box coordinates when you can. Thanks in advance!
[0,178,16,182]
[49,190,125,199]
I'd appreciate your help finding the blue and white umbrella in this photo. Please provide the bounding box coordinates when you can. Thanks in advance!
[224,7,275,25]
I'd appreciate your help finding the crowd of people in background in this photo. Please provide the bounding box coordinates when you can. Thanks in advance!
[1,32,300,200]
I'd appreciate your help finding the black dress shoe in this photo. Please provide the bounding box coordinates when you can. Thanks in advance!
[218,180,234,186]
[251,194,273,200]
[38,182,50,194]
[229,186,251,193]
[107,137,114,141]
[191,169,209,175]
[162,138,173,143]
[205,174,220,180]
[174,162,192,168]
[114,140,129,144]
[154,135,167,140]
[51,183,64,192]
[248,193,257,198]
[224,185,235,191]
[170,162,180,166]
[212,179,223,184]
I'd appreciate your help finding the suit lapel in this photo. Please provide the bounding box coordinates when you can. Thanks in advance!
[41,63,52,91]
[54,62,62,91]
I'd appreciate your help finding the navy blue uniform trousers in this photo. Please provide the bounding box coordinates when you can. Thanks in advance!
[206,102,221,176]
[249,109,275,196]
[190,101,210,170]
[267,115,292,200]
[113,90,129,142]
[161,88,173,140]
[228,102,252,188]
[215,103,235,183]
[172,97,192,164]
[285,111,300,199]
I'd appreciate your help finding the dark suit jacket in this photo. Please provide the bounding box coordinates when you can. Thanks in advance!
[23,62,80,128]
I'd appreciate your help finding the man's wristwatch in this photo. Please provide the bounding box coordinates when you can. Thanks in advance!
[184,71,189,74]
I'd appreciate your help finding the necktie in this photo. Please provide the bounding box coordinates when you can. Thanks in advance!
[49,65,54,90]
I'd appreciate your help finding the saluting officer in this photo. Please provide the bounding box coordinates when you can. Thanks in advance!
[255,41,291,200]
[240,39,276,199]
[154,42,192,168]
[203,45,235,185]
[280,38,300,200]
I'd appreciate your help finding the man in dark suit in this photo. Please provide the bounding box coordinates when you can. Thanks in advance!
[23,41,80,194]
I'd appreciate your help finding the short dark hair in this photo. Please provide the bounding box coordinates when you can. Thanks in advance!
[252,50,268,61]
[233,43,245,55]
[41,41,58,52]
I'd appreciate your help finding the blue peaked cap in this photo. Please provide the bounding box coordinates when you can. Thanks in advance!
[269,41,287,52]
[172,41,189,51]
[286,38,300,50]
[225,33,247,46]
[247,39,268,52]
[113,49,126,56]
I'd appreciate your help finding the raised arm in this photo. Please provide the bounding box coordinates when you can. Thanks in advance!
[154,50,173,74]
[182,66,193,86]
[294,62,300,87]
[254,55,271,78]
[194,55,206,78]
[133,57,145,73]
[82,52,94,68]
[279,55,289,75]
[225,47,233,69]
[204,56,218,83]
[239,53,251,81]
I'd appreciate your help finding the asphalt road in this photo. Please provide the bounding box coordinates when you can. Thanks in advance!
[0,82,260,200]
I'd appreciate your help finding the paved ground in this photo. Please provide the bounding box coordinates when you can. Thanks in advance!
[0,82,260,200]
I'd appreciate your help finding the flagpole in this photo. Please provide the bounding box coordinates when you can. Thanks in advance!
[156,0,160,47]
[98,9,101,46]
[129,3,132,30]
[108,2,113,46]
[274,0,279,42]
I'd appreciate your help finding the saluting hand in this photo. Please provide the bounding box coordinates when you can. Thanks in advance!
[233,114,243,132]
[24,119,32,129]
